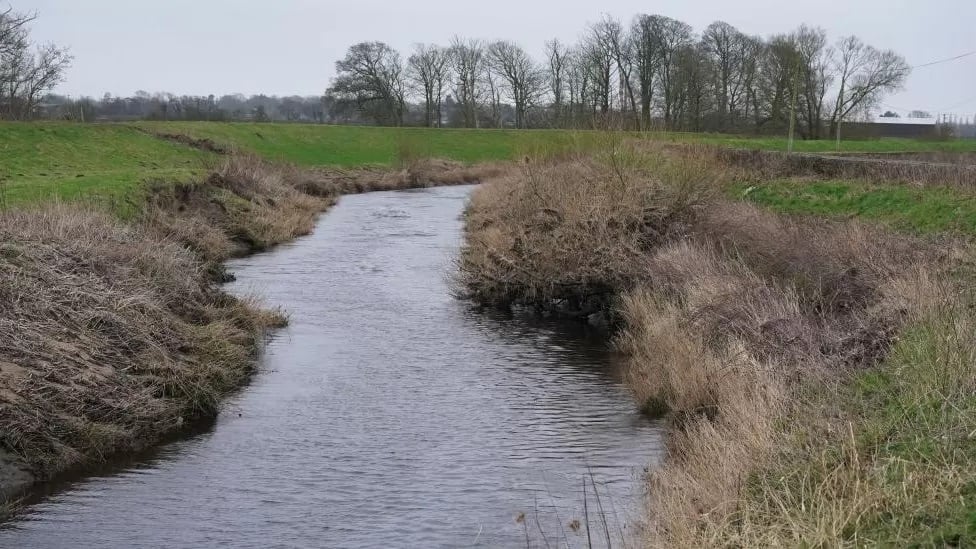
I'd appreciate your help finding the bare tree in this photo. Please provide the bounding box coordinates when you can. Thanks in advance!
[487,40,545,129]
[565,46,592,127]
[675,43,712,131]
[793,25,833,139]
[449,37,484,128]
[328,41,406,126]
[0,7,71,120]
[408,44,450,127]
[757,33,802,130]
[581,26,615,118]
[629,14,696,129]
[545,39,569,127]
[593,16,638,128]
[830,35,909,141]
[18,44,71,119]
[701,21,749,129]
[482,60,503,128]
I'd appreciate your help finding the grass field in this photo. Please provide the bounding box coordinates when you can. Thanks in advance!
[140,122,976,164]
[4,120,976,209]
[135,121,592,166]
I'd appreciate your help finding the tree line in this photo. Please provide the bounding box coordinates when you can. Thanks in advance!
[43,92,328,123]
[7,5,913,137]
[327,14,911,138]
[0,7,71,120]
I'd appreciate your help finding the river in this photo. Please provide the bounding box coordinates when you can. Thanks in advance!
[1,185,663,548]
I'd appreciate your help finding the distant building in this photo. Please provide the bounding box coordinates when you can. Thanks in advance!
[846,116,937,139]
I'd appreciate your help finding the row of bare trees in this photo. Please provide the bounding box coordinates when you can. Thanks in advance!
[0,7,71,120]
[327,14,910,135]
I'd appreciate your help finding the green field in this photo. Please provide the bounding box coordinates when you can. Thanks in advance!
[4,120,976,210]
[734,180,976,235]
[135,122,592,166]
[0,123,213,209]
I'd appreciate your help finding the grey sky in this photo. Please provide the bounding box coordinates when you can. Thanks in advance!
[26,0,976,117]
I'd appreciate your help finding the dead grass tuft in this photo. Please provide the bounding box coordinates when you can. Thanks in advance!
[0,205,282,487]
[459,146,719,312]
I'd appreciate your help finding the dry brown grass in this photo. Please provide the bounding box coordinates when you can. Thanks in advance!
[296,158,511,197]
[459,145,719,313]
[144,155,331,261]
[686,143,976,187]
[0,205,284,490]
[460,143,962,546]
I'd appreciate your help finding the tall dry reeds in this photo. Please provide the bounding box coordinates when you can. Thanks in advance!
[0,205,285,490]
[459,144,719,314]
[459,142,958,546]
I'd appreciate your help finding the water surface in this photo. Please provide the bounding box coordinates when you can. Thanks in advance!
[2,185,663,548]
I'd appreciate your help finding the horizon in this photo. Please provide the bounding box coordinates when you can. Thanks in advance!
[26,0,976,119]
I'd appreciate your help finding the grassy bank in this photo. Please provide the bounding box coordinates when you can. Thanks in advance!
[734,179,976,234]
[3,120,975,210]
[459,142,974,545]
[0,123,213,211]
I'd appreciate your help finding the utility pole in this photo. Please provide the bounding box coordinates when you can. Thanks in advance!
[787,64,799,154]
[836,114,842,151]
[835,87,843,151]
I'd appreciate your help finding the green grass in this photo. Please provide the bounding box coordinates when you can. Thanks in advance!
[4,120,976,210]
[134,121,595,167]
[0,123,213,210]
[752,303,976,546]
[845,314,976,545]
[139,123,976,166]
[733,179,976,235]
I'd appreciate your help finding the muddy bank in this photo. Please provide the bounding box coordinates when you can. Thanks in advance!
[0,156,509,504]
[459,144,956,545]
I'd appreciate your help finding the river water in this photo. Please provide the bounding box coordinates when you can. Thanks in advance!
[1,185,663,548]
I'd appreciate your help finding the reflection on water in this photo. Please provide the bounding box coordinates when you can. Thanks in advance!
[1,185,664,548]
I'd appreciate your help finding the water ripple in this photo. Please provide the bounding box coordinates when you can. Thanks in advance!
[2,185,664,549]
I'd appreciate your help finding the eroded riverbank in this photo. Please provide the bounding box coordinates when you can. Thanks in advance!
[1,185,663,548]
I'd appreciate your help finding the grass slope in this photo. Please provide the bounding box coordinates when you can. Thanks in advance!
[135,121,591,166]
[734,179,976,235]
[0,123,212,210]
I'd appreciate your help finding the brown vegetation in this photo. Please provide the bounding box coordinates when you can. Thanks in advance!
[0,153,506,503]
[459,143,962,545]
[704,145,976,187]
[0,205,286,498]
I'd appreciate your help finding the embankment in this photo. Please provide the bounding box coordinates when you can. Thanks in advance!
[0,155,507,504]
[459,143,974,545]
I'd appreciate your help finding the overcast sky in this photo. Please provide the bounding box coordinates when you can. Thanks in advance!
[25,0,976,117]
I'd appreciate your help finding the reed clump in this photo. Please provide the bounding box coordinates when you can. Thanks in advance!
[460,141,966,546]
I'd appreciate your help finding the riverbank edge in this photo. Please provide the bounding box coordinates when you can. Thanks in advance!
[0,156,510,508]
[458,145,973,545]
